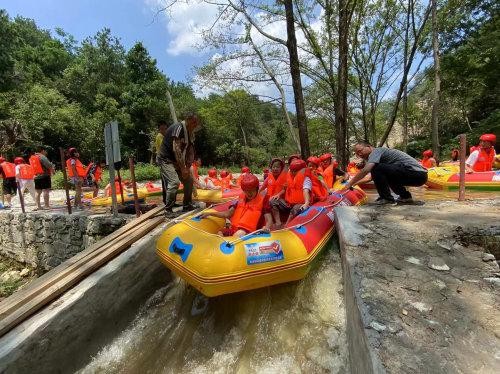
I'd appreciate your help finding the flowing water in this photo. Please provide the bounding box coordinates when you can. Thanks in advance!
[80,244,347,374]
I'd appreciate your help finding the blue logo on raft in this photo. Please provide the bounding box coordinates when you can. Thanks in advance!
[245,240,284,265]
[169,237,193,262]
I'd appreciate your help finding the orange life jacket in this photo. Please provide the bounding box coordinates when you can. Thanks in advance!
[473,148,495,172]
[231,191,266,233]
[66,158,86,177]
[421,158,434,169]
[192,163,199,180]
[307,169,327,202]
[266,171,287,197]
[29,154,44,175]
[205,176,221,187]
[220,176,232,190]
[1,162,16,178]
[85,163,103,182]
[105,181,124,196]
[285,169,307,205]
[322,164,335,188]
[18,164,35,179]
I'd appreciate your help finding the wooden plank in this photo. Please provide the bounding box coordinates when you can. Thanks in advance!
[0,208,200,337]
[0,216,164,337]
[0,206,163,314]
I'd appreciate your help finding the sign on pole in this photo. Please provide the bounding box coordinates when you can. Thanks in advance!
[104,121,121,216]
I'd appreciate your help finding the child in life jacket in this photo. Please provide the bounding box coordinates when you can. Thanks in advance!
[236,166,251,186]
[0,156,17,208]
[204,168,221,189]
[66,147,86,209]
[466,133,496,173]
[260,158,287,228]
[420,150,437,168]
[318,153,350,188]
[85,160,105,197]
[199,173,272,238]
[14,157,37,205]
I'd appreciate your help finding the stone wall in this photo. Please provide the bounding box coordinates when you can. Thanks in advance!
[0,212,127,273]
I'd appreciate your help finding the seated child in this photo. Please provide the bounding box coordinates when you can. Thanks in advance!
[200,173,272,238]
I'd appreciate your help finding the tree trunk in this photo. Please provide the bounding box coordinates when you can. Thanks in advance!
[284,0,310,159]
[431,0,441,162]
[402,0,410,151]
[336,0,350,168]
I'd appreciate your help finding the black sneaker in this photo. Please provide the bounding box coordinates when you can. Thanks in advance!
[182,203,199,212]
[373,198,396,206]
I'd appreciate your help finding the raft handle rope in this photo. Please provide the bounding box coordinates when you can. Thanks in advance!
[176,194,350,246]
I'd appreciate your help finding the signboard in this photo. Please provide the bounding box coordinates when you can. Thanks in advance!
[104,121,121,166]
[245,240,284,265]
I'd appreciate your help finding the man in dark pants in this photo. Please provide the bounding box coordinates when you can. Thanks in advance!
[155,120,168,205]
[344,141,428,204]
[158,113,201,216]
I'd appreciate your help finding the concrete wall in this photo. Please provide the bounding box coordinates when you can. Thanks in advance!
[0,224,170,374]
[0,212,127,272]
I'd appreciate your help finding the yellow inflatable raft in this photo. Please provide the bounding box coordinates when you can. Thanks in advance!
[426,166,500,191]
[90,191,147,206]
[157,189,366,297]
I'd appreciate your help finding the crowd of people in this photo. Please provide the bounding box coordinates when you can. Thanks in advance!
[0,126,496,219]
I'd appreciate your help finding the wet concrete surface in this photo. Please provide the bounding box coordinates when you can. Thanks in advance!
[336,199,500,373]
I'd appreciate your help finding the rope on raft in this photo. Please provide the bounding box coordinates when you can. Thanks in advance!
[173,191,351,246]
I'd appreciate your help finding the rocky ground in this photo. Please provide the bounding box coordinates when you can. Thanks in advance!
[0,255,37,301]
[336,199,500,373]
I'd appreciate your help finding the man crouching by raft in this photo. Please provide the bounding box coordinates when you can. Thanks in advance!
[158,113,201,217]
[343,141,428,205]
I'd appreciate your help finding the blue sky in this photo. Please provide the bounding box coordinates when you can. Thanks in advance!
[0,0,204,83]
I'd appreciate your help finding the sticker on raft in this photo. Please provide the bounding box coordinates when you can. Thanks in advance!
[493,171,500,182]
[245,240,284,265]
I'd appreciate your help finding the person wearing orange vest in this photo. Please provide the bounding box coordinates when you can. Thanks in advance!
[204,168,221,189]
[236,166,251,186]
[420,149,437,169]
[85,160,105,197]
[66,147,86,209]
[0,157,17,208]
[260,158,287,228]
[466,133,496,173]
[29,147,54,210]
[14,157,37,205]
[319,153,349,189]
[200,173,272,238]
[219,169,233,190]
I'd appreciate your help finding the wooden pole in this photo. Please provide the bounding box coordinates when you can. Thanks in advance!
[166,90,178,124]
[458,134,466,201]
[16,181,25,213]
[59,148,72,214]
[129,156,140,217]
[116,169,125,205]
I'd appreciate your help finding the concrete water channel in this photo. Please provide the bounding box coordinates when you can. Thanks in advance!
[0,189,498,373]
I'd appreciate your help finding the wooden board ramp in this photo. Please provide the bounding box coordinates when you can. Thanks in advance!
[0,207,200,338]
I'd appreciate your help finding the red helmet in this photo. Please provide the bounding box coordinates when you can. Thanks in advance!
[319,153,333,163]
[480,133,496,143]
[240,173,259,191]
[220,169,229,178]
[14,157,24,165]
[241,166,250,173]
[290,159,307,172]
[208,168,217,178]
[68,147,78,156]
[0,157,5,163]
[307,156,319,166]
[423,149,433,157]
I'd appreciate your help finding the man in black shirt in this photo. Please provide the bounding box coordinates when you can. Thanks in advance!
[158,113,201,216]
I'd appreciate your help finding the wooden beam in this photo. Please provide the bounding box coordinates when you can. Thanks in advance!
[0,208,200,337]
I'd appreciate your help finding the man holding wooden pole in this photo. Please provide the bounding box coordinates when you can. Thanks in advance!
[158,113,201,217]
